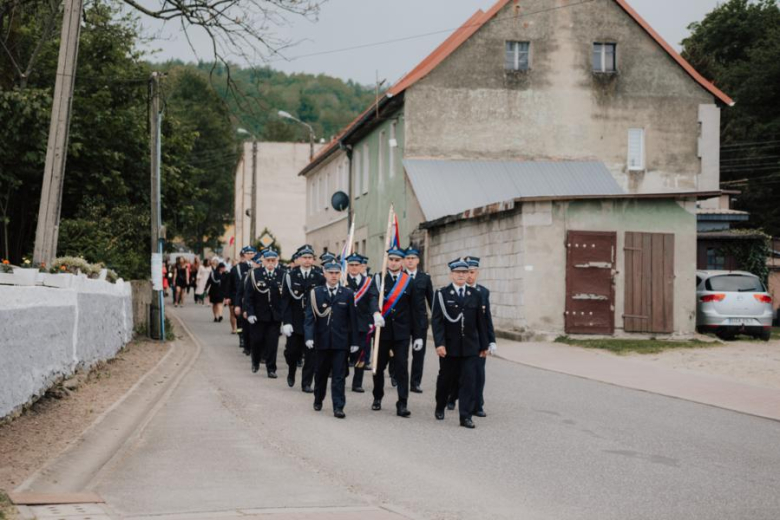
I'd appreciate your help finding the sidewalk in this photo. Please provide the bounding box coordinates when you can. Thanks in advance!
[495,340,780,422]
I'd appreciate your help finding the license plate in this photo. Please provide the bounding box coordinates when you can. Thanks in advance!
[729,318,755,326]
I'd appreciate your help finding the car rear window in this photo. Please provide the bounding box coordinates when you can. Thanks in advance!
[705,275,765,292]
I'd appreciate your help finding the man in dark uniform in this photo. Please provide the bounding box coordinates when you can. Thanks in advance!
[404,246,434,393]
[432,258,489,429]
[371,247,426,418]
[244,249,284,377]
[344,253,382,393]
[304,261,361,418]
[227,246,256,355]
[281,245,324,392]
[466,256,497,418]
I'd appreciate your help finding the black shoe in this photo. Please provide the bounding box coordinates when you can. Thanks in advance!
[391,377,398,388]
[460,417,476,429]
[243,348,250,356]
[334,408,346,419]
[396,403,411,418]
[218,316,223,322]
[435,409,445,420]
[302,385,314,393]
[267,372,278,379]
[251,365,259,373]
[213,317,218,323]
[371,399,382,411]
[313,402,322,411]
[287,375,295,387]
[410,384,423,394]
[352,387,365,393]
[446,401,456,411]
[474,409,487,418]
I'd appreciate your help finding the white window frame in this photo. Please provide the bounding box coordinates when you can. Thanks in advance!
[593,42,616,73]
[353,149,361,198]
[378,130,386,186]
[505,41,530,71]
[627,128,645,171]
[307,179,313,216]
[361,143,369,195]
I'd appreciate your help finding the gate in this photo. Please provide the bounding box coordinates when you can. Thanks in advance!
[565,231,616,335]
[623,232,674,333]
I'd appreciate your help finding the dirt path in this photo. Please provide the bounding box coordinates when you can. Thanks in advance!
[0,338,170,493]
[625,338,780,390]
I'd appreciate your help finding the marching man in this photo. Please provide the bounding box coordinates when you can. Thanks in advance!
[345,253,382,393]
[304,261,360,418]
[432,258,489,429]
[244,249,284,377]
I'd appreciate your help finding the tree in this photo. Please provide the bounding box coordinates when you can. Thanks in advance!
[682,0,780,234]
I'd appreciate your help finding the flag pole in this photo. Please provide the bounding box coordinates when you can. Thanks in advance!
[340,217,355,285]
[372,204,395,375]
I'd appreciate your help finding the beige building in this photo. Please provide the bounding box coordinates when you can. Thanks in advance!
[234,141,323,260]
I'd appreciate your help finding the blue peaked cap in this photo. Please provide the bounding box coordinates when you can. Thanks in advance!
[465,256,480,268]
[323,261,342,272]
[241,246,257,255]
[448,258,470,271]
[252,252,264,263]
[346,253,362,264]
[320,252,336,262]
[387,247,406,259]
[360,254,369,265]
[297,244,315,256]
[405,246,421,258]
[262,249,279,259]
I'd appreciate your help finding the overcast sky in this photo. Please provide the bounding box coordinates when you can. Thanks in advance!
[138,0,723,86]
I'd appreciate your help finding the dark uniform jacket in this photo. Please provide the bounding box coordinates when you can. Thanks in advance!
[346,274,380,334]
[243,267,284,322]
[281,266,325,333]
[473,284,496,344]
[373,271,426,342]
[408,270,434,326]
[304,285,360,350]
[431,283,488,357]
[227,261,252,305]
[204,269,227,300]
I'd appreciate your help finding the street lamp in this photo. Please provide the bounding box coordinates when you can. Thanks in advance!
[278,110,315,160]
[236,127,258,245]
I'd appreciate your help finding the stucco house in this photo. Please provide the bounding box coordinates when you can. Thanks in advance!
[299,0,731,337]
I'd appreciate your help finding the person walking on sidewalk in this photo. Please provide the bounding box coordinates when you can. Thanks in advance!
[173,256,189,307]
[304,261,361,418]
[345,253,383,393]
[244,249,284,377]
[281,245,324,393]
[204,260,228,322]
[371,247,426,418]
[432,258,489,429]
[195,258,211,305]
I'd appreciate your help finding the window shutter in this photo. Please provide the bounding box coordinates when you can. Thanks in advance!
[362,144,369,194]
[504,42,515,70]
[628,128,644,171]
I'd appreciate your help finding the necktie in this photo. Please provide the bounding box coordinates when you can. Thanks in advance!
[330,288,336,298]
[458,287,464,300]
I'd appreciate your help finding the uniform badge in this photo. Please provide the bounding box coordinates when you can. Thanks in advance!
[450,290,455,295]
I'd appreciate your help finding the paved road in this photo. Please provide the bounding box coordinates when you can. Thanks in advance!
[92,305,780,520]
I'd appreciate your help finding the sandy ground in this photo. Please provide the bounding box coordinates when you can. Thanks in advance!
[625,338,780,390]
[0,338,170,493]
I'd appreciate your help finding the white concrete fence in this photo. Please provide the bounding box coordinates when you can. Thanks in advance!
[0,271,134,419]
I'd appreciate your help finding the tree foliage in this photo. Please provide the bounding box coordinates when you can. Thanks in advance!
[682,0,780,235]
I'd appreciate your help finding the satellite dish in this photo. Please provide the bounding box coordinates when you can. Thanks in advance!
[331,191,349,212]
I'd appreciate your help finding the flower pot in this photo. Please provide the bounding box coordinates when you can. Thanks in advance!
[0,272,16,285]
[42,273,74,289]
[12,268,39,286]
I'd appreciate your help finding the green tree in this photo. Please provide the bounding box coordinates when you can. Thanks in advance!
[683,0,780,234]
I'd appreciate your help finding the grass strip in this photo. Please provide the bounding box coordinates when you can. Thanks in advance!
[555,336,717,355]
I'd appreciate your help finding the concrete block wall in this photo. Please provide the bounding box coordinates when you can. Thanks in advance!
[0,278,133,419]
[427,209,525,332]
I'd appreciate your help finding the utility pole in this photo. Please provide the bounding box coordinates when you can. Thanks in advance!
[32,0,84,266]
[250,139,258,245]
[149,72,165,341]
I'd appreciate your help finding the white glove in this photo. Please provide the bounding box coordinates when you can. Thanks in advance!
[350,345,360,353]
[413,339,423,351]
[488,342,497,355]
[373,313,385,328]
[305,340,314,349]
[281,324,293,337]
[247,315,258,325]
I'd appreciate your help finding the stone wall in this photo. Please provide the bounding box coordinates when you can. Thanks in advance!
[0,278,133,419]
[427,208,525,333]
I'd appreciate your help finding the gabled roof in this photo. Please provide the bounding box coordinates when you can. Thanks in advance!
[299,0,733,177]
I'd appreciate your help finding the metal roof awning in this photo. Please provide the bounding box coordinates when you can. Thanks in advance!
[404,159,625,222]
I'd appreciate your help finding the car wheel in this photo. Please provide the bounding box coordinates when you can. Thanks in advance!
[759,329,771,342]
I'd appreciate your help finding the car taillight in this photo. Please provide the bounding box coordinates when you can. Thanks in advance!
[754,294,773,304]
[700,294,726,303]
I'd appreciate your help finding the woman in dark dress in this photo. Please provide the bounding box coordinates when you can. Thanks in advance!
[173,256,189,307]
[204,261,227,322]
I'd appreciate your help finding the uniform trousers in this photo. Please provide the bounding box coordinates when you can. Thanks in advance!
[475,355,486,412]
[373,338,410,404]
[250,321,280,372]
[435,355,478,419]
[314,349,347,409]
[411,337,427,387]
[236,314,248,349]
[348,332,371,389]
[284,333,314,388]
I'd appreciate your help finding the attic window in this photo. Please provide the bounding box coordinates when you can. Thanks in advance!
[593,42,616,73]
[505,41,530,71]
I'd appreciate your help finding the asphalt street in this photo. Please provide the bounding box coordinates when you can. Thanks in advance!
[92,304,780,520]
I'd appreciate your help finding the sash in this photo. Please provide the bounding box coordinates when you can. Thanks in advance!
[366,271,411,338]
[353,276,372,306]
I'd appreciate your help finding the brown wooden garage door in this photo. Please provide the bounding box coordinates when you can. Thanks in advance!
[623,232,674,333]
[565,231,616,335]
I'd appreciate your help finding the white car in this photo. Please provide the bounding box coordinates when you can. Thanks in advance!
[696,270,774,341]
